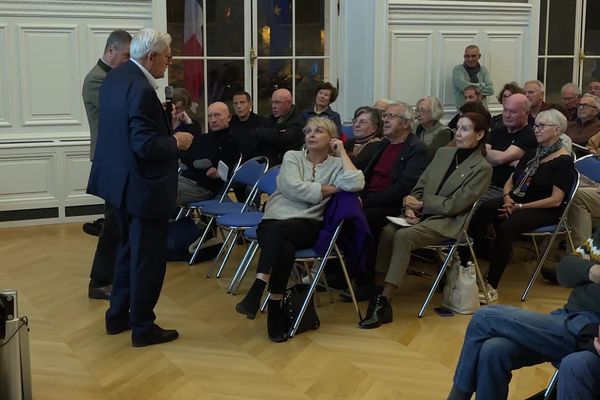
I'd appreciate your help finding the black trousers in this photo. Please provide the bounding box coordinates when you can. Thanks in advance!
[256,218,321,294]
[89,202,120,287]
[468,197,561,289]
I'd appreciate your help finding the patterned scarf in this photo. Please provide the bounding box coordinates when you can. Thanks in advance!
[463,63,480,83]
[512,138,564,198]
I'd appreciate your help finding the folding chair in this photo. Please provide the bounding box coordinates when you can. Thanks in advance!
[210,165,280,279]
[574,154,600,182]
[186,156,269,266]
[521,171,580,301]
[286,221,362,338]
[417,201,489,317]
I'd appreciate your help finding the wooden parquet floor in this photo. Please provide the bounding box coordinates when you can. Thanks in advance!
[0,223,572,399]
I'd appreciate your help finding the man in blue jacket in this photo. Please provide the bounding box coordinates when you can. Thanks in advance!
[87,28,193,347]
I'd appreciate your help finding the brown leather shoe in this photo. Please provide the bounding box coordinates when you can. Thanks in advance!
[88,282,112,300]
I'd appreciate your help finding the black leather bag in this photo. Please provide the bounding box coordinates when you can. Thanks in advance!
[283,284,320,334]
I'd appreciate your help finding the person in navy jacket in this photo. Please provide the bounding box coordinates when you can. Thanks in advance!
[87,28,193,347]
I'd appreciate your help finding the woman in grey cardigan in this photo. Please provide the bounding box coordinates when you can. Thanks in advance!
[360,112,492,329]
[235,117,364,342]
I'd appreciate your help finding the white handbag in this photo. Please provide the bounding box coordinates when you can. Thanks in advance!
[441,257,480,315]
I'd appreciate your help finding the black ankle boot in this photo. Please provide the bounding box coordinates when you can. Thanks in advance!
[365,286,384,317]
[267,299,288,343]
[235,279,266,319]
[359,294,393,329]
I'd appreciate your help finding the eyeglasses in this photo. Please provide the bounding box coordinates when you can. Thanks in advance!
[578,103,598,110]
[415,108,431,115]
[382,112,404,120]
[533,123,558,131]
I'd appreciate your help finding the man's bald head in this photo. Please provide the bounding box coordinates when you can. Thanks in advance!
[207,101,231,132]
[502,93,530,131]
[271,89,293,118]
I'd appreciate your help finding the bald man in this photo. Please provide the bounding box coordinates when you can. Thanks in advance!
[252,88,304,165]
[483,93,537,201]
[177,101,240,205]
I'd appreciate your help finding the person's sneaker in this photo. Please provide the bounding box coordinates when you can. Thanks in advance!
[478,282,498,304]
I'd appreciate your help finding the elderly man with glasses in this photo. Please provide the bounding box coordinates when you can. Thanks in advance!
[567,94,600,157]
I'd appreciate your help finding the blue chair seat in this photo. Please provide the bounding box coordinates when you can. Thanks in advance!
[187,197,232,209]
[295,248,320,258]
[529,225,558,234]
[201,202,250,216]
[217,212,263,228]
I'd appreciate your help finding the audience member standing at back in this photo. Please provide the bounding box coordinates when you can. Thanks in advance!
[452,45,494,109]
[82,29,132,301]
[483,93,537,201]
[253,88,304,166]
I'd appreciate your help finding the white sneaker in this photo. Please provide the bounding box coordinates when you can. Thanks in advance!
[479,282,498,304]
[301,268,318,285]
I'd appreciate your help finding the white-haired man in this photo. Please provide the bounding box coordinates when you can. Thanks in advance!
[561,82,582,122]
[88,28,193,347]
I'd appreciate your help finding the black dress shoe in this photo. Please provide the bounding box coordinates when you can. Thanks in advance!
[88,282,112,300]
[235,279,266,320]
[359,295,393,329]
[82,218,104,237]
[132,325,179,347]
[106,323,130,335]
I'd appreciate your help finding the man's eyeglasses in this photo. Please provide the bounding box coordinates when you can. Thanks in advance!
[382,112,404,120]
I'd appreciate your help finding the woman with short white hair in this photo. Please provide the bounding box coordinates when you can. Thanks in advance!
[414,96,453,156]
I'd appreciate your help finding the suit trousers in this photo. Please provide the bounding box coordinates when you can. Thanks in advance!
[567,187,600,247]
[106,207,169,338]
[256,218,321,295]
[375,222,447,287]
[89,202,119,287]
[557,351,600,400]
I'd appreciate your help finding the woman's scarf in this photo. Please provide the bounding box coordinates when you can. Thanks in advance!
[512,138,563,198]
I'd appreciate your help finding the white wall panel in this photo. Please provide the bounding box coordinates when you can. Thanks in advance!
[18,24,81,126]
[0,155,56,204]
[389,31,433,103]
[64,152,92,200]
[484,31,524,108]
[0,25,10,127]
[439,32,480,108]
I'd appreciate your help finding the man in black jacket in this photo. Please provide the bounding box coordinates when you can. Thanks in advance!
[345,101,429,300]
[252,88,304,166]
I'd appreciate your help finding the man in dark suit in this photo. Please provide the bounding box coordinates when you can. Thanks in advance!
[87,28,193,347]
[82,29,132,300]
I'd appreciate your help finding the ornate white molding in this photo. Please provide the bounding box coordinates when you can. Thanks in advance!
[0,0,152,20]
[388,0,532,26]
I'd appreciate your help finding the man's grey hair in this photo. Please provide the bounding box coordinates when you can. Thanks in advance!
[581,93,600,110]
[465,44,480,53]
[387,101,415,122]
[104,29,132,53]
[130,28,172,60]
[417,96,444,121]
[537,109,567,134]
[561,82,581,96]
[524,79,545,93]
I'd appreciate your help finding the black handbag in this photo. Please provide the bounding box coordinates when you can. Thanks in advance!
[283,284,320,334]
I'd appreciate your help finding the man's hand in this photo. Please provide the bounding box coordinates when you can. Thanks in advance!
[205,167,219,179]
[594,325,600,356]
[173,132,193,151]
[588,264,600,284]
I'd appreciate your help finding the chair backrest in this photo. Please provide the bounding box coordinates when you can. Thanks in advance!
[256,165,281,196]
[457,201,479,240]
[232,156,269,211]
[215,154,243,202]
[558,171,581,227]
[575,154,600,183]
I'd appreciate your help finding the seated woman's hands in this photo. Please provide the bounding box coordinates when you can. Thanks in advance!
[404,208,421,225]
[321,184,339,198]
[329,138,345,156]
[403,195,423,225]
[498,196,518,219]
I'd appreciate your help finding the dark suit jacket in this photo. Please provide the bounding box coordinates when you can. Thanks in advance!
[361,134,429,208]
[82,59,111,160]
[87,60,178,220]
[253,105,304,166]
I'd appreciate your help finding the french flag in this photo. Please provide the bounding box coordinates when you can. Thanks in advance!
[183,0,204,102]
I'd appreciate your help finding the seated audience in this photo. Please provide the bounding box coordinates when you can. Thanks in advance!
[229,90,263,161]
[447,255,600,400]
[448,86,483,130]
[524,80,551,118]
[234,117,364,342]
[468,109,577,302]
[253,88,304,166]
[566,93,600,156]
[177,102,240,205]
[172,88,202,135]
[588,130,600,153]
[561,82,582,122]
[483,93,536,202]
[301,82,342,134]
[373,98,391,112]
[413,96,452,156]
[346,106,383,170]
[348,102,429,301]
[588,80,600,97]
[359,112,492,329]
[490,82,525,131]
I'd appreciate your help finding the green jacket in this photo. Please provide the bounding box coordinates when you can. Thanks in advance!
[82,59,111,160]
[452,63,494,109]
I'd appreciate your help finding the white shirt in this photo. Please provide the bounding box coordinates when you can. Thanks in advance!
[131,58,159,90]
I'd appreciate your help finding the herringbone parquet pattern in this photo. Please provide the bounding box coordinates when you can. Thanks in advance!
[0,223,571,399]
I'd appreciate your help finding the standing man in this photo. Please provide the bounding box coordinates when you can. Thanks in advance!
[82,29,132,300]
[229,90,263,161]
[87,28,193,347]
[452,45,494,109]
